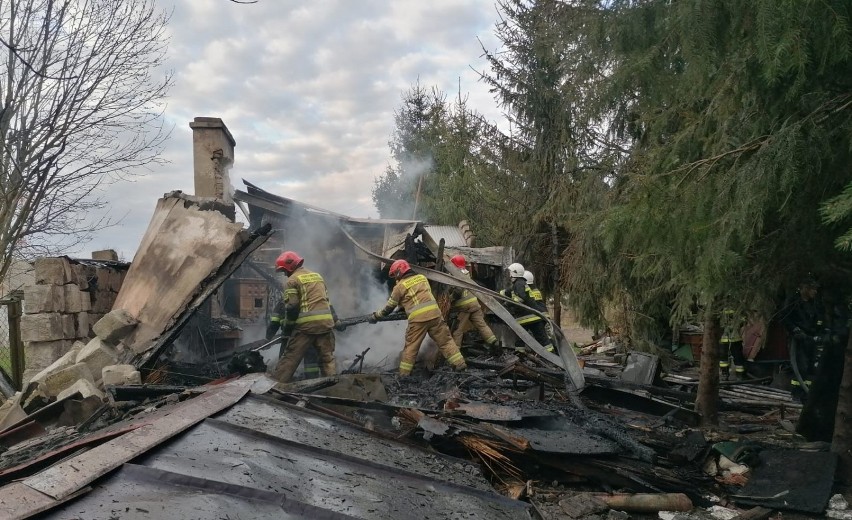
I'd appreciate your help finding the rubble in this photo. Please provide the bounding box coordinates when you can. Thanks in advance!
[56,379,104,401]
[101,365,142,386]
[1,123,847,519]
[91,309,138,344]
[75,337,119,379]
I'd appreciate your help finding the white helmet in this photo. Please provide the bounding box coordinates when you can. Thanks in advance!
[508,262,525,278]
[523,270,534,285]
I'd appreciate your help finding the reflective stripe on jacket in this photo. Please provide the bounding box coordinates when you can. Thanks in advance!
[452,287,479,308]
[378,273,441,323]
[285,267,335,332]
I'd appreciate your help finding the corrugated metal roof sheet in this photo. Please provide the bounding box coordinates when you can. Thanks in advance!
[422,225,468,248]
[39,393,532,520]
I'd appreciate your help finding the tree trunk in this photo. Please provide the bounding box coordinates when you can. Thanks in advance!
[695,307,721,426]
[832,332,852,488]
[551,222,562,326]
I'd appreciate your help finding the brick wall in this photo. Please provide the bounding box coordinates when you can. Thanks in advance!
[20,257,128,384]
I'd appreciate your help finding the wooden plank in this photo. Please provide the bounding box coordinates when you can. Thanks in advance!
[20,380,251,502]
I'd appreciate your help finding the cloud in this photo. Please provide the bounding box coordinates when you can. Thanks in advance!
[78,0,504,261]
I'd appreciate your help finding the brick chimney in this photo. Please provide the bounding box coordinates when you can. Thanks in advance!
[189,117,235,206]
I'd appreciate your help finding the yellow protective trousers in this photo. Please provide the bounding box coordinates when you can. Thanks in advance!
[400,317,465,375]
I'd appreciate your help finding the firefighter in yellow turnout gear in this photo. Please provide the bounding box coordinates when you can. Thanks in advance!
[448,255,501,354]
[268,300,320,378]
[267,251,338,383]
[371,259,466,376]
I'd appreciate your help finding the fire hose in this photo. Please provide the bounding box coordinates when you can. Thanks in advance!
[337,223,586,394]
[248,311,407,353]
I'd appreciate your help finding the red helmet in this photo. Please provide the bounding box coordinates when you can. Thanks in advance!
[450,255,467,269]
[389,259,411,278]
[275,251,303,274]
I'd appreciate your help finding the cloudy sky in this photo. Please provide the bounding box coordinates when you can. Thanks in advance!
[85,0,505,260]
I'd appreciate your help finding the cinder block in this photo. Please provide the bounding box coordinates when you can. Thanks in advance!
[22,313,76,342]
[92,309,138,343]
[29,341,85,384]
[40,362,94,397]
[102,364,142,386]
[21,313,63,343]
[64,285,91,313]
[57,378,105,401]
[76,337,118,379]
[23,285,64,314]
[33,257,73,285]
[76,313,91,339]
[92,249,118,261]
[24,339,73,369]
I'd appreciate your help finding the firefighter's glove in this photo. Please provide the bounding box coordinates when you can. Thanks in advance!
[334,321,347,331]
[368,313,379,324]
[282,324,295,338]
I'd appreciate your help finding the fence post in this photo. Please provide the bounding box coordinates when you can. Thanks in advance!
[7,291,23,390]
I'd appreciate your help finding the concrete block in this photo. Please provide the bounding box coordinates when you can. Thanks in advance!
[40,362,94,397]
[22,313,62,343]
[23,285,64,314]
[34,257,73,285]
[92,309,138,343]
[24,339,73,369]
[29,342,85,384]
[75,312,91,339]
[76,337,118,379]
[64,285,91,313]
[92,249,118,261]
[0,393,26,431]
[102,364,142,386]
[57,378,105,402]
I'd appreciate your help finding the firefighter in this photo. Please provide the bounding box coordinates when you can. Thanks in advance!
[267,251,338,383]
[267,300,320,378]
[524,270,556,343]
[781,277,827,401]
[448,254,501,355]
[370,259,466,376]
[504,262,554,352]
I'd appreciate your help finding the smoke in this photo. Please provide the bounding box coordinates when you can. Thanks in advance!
[258,208,419,372]
[380,154,434,220]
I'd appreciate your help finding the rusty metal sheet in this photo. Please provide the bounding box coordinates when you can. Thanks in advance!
[0,420,45,449]
[22,381,250,501]
[0,424,139,484]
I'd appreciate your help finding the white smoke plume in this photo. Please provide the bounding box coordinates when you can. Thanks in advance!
[253,207,429,373]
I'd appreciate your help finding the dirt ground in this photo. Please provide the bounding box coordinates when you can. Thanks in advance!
[557,307,596,346]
